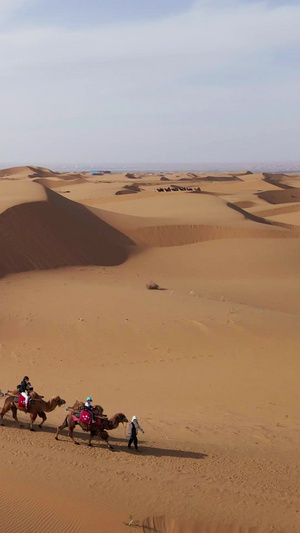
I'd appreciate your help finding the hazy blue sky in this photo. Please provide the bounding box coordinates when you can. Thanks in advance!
[0,0,299,167]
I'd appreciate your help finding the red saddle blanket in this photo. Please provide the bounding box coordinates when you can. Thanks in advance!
[79,410,92,424]
[18,395,27,409]
[73,410,102,426]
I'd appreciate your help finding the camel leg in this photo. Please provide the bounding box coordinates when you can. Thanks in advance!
[55,416,79,445]
[0,409,7,426]
[0,399,14,426]
[88,430,96,447]
[11,404,22,427]
[38,412,47,429]
[0,407,7,426]
[69,423,80,445]
[55,415,68,440]
[29,413,37,431]
[100,430,114,451]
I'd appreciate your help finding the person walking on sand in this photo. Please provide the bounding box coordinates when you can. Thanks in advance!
[128,416,145,451]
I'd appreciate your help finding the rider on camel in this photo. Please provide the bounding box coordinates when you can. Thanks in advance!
[17,376,32,411]
[84,397,96,424]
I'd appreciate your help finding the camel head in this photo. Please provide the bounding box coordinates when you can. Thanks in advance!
[116,413,128,424]
[53,396,66,407]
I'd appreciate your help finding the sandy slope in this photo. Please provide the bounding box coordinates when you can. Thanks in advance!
[1,166,300,532]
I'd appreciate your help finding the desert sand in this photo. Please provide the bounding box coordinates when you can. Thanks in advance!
[1,166,300,532]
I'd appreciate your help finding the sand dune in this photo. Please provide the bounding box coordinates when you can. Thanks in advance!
[0,166,37,179]
[0,165,61,180]
[0,187,134,277]
[258,188,300,204]
[35,177,86,188]
[87,194,297,247]
[125,223,294,247]
[262,172,291,189]
[233,201,256,208]
[0,180,47,214]
[89,194,250,223]
[1,166,300,532]
[196,175,242,182]
[115,184,144,195]
[251,203,300,218]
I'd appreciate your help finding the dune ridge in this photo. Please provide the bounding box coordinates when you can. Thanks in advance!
[34,177,86,188]
[126,223,295,247]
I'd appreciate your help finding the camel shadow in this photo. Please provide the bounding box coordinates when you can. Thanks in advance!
[0,416,38,431]
[108,437,208,459]
[120,445,207,460]
[1,419,207,459]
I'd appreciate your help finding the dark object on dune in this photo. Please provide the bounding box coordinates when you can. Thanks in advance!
[115,189,136,195]
[115,184,143,195]
[146,282,161,290]
[126,172,140,179]
[160,176,170,181]
[200,175,241,182]
[124,184,142,192]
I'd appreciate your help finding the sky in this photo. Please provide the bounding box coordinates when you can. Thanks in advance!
[0,0,299,168]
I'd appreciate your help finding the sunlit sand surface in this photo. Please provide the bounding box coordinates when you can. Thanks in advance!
[1,166,300,532]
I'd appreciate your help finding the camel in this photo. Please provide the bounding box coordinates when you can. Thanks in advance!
[55,411,128,449]
[0,395,66,431]
[2,389,46,428]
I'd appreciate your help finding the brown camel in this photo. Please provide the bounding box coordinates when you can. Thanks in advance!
[55,411,128,449]
[0,395,66,431]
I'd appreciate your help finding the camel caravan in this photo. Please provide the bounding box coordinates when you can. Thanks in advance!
[0,377,128,451]
[155,186,201,192]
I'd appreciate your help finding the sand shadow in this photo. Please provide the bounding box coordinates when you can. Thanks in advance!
[106,437,208,459]
[123,446,208,460]
[0,419,207,459]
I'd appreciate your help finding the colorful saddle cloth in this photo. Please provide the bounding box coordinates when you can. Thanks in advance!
[18,395,27,409]
[72,409,103,426]
[79,410,92,424]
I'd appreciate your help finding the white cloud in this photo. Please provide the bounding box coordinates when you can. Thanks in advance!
[0,0,35,24]
[0,1,299,68]
[0,0,299,164]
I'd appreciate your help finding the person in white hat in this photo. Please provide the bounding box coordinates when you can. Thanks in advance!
[128,416,145,451]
